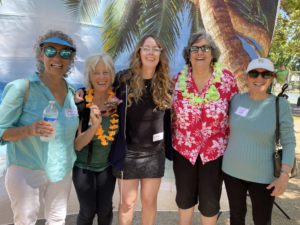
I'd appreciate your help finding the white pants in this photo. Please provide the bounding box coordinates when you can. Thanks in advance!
[5,165,72,225]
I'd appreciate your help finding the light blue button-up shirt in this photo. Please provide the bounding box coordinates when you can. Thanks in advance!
[0,73,79,182]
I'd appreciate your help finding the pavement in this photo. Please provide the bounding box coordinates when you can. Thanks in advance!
[291,104,300,117]
[291,104,300,132]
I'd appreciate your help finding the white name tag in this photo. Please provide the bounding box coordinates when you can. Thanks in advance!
[235,106,249,117]
[153,132,164,142]
[65,109,78,117]
[88,118,92,126]
[175,82,181,91]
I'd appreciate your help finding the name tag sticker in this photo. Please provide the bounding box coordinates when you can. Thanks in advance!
[88,119,92,126]
[65,109,78,117]
[175,82,181,91]
[235,106,249,117]
[153,132,164,142]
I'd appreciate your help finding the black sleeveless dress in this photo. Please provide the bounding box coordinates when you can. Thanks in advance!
[112,79,166,179]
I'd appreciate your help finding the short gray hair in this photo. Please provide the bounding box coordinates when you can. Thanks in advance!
[84,52,116,90]
[34,29,76,78]
[182,29,221,65]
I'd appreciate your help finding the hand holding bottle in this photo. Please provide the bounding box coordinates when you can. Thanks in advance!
[30,119,54,137]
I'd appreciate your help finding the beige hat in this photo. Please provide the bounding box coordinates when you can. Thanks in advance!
[246,58,275,73]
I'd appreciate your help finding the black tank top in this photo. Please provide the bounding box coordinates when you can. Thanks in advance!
[126,78,165,147]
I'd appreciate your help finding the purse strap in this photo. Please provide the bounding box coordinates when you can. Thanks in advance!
[275,84,289,155]
[23,78,30,108]
[275,96,280,147]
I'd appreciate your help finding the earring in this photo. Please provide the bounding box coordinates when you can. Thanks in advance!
[40,62,45,71]
[66,66,70,73]
[210,62,214,67]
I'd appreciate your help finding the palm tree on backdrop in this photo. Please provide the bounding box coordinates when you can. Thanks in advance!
[61,0,278,91]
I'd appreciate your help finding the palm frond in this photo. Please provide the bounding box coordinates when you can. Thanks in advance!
[61,0,101,25]
[225,0,270,32]
[138,0,187,60]
[100,0,142,60]
[188,2,204,34]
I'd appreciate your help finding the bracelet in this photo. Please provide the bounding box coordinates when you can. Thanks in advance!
[280,170,291,178]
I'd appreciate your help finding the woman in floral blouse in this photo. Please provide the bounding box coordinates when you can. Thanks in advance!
[172,29,239,225]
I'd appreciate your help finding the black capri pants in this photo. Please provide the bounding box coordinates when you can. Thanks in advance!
[223,173,275,225]
[173,149,223,217]
[72,165,116,225]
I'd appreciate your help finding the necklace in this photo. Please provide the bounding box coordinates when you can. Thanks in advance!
[85,88,119,146]
[144,79,152,88]
[178,62,223,105]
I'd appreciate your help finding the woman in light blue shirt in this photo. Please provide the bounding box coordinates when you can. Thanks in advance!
[0,30,79,224]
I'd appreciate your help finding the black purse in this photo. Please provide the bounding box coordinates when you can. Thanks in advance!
[273,84,299,178]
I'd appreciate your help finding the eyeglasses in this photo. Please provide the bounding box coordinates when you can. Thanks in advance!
[190,45,211,54]
[100,108,116,115]
[43,46,72,59]
[248,70,274,79]
[140,47,162,55]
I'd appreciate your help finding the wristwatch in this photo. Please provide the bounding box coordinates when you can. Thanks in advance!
[280,170,291,178]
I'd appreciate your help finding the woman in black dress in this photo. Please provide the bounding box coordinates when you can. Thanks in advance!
[111,34,173,225]
[76,34,173,225]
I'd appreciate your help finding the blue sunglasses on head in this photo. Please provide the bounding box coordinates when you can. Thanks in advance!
[44,46,72,59]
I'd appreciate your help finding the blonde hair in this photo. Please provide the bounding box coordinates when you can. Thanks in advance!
[119,34,172,111]
[84,52,116,90]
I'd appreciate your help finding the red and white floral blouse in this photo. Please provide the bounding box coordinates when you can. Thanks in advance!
[172,67,239,165]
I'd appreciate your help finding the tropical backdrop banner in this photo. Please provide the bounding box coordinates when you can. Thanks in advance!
[0,0,279,222]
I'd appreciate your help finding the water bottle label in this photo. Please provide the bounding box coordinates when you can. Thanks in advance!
[44,116,58,123]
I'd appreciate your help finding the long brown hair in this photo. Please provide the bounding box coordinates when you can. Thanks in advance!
[119,34,172,111]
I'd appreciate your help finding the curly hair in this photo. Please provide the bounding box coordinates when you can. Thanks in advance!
[33,29,76,78]
[182,28,221,65]
[119,34,172,111]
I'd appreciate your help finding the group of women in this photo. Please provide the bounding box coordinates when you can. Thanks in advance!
[0,28,295,225]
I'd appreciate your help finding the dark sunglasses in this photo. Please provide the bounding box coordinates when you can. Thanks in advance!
[248,70,274,79]
[44,46,72,59]
[190,45,211,54]
[100,108,116,115]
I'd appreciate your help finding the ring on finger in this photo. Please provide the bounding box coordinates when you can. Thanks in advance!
[38,128,41,133]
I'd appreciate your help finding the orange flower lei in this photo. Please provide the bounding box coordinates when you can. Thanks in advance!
[85,88,119,145]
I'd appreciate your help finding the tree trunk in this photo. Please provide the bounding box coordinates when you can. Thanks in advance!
[199,0,251,91]
[226,4,272,56]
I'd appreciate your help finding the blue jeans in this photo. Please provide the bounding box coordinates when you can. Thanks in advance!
[72,165,116,225]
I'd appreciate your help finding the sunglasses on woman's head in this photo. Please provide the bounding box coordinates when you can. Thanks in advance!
[248,70,274,79]
[44,46,72,59]
[190,45,211,54]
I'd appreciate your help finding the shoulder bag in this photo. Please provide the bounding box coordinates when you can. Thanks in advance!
[274,84,299,178]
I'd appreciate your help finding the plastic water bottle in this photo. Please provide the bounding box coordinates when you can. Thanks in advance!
[40,101,58,142]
